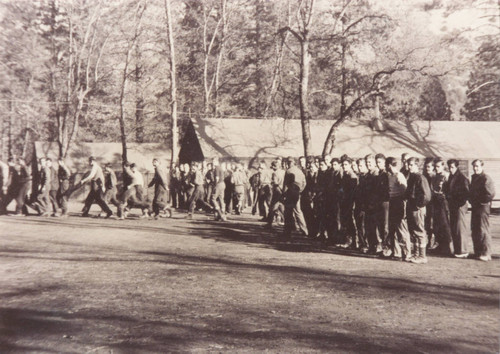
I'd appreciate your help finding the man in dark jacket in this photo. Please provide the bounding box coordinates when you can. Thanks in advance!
[469,159,495,261]
[375,153,390,255]
[339,157,358,248]
[405,157,432,264]
[431,158,453,255]
[148,158,170,219]
[445,159,470,258]
[57,158,71,217]
[354,158,368,252]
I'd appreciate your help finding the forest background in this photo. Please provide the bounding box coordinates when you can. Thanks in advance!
[0,0,498,165]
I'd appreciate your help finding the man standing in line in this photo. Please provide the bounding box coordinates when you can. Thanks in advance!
[148,158,170,219]
[386,157,412,261]
[211,158,227,221]
[57,158,71,218]
[326,158,342,245]
[354,158,369,252]
[375,153,390,255]
[46,158,60,217]
[282,157,308,240]
[469,159,495,261]
[231,163,247,215]
[364,154,381,254]
[445,159,470,258]
[423,157,437,250]
[339,157,358,248]
[431,158,453,256]
[80,157,113,218]
[257,161,273,221]
[405,157,432,264]
[266,160,285,227]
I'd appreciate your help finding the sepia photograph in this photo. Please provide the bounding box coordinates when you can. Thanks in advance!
[0,0,499,352]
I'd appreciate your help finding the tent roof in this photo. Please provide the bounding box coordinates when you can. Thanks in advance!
[190,117,500,160]
[34,141,171,172]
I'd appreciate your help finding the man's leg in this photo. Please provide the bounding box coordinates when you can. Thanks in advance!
[411,207,428,264]
[477,204,492,258]
[450,203,469,256]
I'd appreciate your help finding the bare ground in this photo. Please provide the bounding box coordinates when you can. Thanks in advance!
[0,203,499,353]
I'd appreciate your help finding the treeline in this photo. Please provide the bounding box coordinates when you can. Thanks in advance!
[0,0,498,161]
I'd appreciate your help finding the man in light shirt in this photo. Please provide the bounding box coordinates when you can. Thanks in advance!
[80,157,113,218]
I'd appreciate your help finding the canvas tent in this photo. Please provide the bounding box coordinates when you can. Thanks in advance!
[179,117,500,196]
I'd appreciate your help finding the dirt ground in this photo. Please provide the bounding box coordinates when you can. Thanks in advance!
[0,202,499,353]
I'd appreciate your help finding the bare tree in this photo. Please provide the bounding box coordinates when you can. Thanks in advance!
[278,0,315,157]
[164,0,179,168]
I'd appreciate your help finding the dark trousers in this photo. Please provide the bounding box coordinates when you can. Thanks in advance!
[3,183,29,214]
[57,180,70,215]
[449,202,469,255]
[471,203,491,257]
[211,183,226,218]
[104,187,121,208]
[49,190,59,214]
[267,189,284,226]
[340,201,356,245]
[152,186,168,216]
[432,197,453,254]
[302,194,316,238]
[258,185,272,218]
[366,202,388,253]
[34,188,50,214]
[83,184,112,215]
[354,207,367,249]
[326,197,341,242]
[189,186,212,214]
[122,186,149,210]
[283,186,308,237]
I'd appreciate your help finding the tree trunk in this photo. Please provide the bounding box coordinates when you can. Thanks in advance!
[165,0,179,168]
[299,38,312,157]
[135,44,145,143]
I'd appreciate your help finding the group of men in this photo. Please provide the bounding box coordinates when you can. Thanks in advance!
[0,156,70,217]
[0,156,171,220]
[247,153,495,264]
[0,152,496,263]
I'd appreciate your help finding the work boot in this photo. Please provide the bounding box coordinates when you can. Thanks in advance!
[411,247,428,264]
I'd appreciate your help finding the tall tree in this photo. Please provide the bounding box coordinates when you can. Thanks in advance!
[164,0,179,168]
[279,0,315,157]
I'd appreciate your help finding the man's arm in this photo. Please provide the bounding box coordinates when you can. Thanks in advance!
[80,164,98,184]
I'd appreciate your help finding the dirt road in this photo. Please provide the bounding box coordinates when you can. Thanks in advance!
[1,206,499,353]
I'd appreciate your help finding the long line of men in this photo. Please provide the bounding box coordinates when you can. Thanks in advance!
[0,153,495,263]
